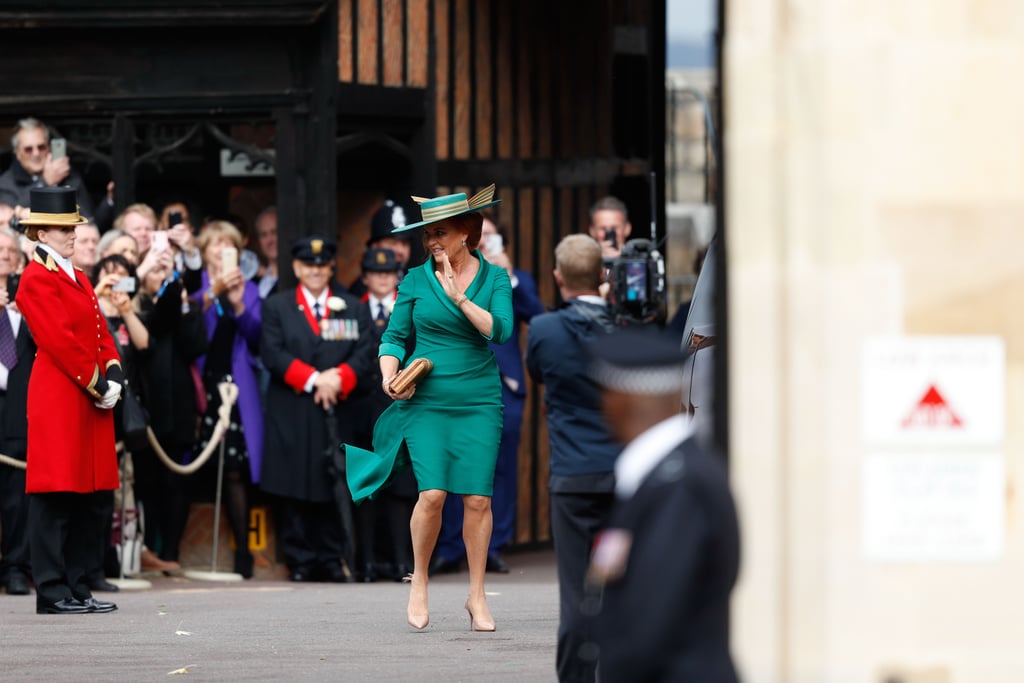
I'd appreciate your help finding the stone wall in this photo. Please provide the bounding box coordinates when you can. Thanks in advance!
[726,1,1024,681]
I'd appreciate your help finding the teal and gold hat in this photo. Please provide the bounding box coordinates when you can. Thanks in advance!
[391,184,501,233]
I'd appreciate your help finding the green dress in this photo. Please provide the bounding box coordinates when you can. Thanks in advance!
[345,251,513,502]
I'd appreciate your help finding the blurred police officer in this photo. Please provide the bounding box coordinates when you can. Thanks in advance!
[348,199,415,298]
[586,327,740,683]
[350,247,415,582]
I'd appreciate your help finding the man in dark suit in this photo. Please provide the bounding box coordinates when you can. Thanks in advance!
[433,215,544,574]
[260,236,375,582]
[586,327,740,683]
[0,227,33,595]
[525,234,619,683]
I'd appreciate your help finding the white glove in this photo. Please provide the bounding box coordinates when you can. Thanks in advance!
[94,381,121,410]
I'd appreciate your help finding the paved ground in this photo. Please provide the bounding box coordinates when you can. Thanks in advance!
[0,550,559,682]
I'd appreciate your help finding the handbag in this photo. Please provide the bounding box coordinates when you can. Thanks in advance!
[390,357,434,394]
[120,379,151,453]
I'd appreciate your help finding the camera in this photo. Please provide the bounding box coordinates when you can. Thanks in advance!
[604,227,617,249]
[606,239,666,327]
[167,210,183,229]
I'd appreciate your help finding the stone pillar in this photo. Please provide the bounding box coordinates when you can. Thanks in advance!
[726,1,1024,681]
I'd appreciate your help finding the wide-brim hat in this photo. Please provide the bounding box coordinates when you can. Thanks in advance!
[392,184,501,233]
[19,186,89,227]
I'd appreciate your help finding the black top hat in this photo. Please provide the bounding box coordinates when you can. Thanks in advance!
[587,327,689,395]
[290,235,337,265]
[19,187,89,227]
[361,247,399,273]
[367,200,413,245]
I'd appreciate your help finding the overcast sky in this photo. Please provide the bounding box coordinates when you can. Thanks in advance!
[667,0,716,41]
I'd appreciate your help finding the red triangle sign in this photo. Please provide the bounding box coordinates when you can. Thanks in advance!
[900,384,963,429]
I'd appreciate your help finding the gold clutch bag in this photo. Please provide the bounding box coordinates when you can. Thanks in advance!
[390,358,434,394]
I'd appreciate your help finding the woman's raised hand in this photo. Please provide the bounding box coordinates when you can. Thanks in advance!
[434,252,459,300]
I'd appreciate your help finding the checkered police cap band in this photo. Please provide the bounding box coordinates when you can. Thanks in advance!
[589,356,685,395]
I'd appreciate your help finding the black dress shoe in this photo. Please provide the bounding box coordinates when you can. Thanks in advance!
[486,554,511,574]
[234,551,254,580]
[393,563,413,583]
[88,578,120,593]
[290,568,312,582]
[322,564,353,583]
[6,574,31,595]
[360,564,377,583]
[81,597,118,613]
[428,556,462,576]
[36,597,91,615]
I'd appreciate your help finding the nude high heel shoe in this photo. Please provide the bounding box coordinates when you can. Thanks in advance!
[407,580,429,630]
[465,600,496,632]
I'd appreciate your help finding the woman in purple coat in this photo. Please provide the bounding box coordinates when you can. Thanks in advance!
[194,220,263,578]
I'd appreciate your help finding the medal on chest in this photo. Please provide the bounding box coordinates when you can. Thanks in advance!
[320,317,360,341]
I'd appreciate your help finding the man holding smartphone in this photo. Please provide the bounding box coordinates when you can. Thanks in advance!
[0,118,94,218]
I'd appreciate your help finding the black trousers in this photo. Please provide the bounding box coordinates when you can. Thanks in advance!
[0,462,30,581]
[277,497,344,571]
[550,491,616,683]
[28,491,109,604]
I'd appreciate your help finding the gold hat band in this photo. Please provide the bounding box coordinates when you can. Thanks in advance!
[26,211,82,222]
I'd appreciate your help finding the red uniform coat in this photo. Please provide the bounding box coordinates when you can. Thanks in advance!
[16,250,121,493]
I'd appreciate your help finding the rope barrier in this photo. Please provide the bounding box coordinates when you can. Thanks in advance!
[0,381,239,476]
[145,381,238,475]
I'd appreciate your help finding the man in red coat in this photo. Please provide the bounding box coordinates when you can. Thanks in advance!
[16,187,122,614]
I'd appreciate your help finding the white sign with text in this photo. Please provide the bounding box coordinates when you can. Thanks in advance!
[862,336,1004,446]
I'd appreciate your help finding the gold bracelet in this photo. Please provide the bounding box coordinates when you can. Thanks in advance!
[455,295,468,307]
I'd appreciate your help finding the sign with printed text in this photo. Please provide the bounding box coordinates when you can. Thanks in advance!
[863,452,1004,562]
[862,336,1004,446]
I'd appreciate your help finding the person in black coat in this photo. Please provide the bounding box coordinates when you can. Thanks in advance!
[585,327,740,683]
[134,257,208,568]
[260,236,375,582]
[0,227,34,596]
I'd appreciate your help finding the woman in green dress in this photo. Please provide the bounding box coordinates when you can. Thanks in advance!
[345,185,513,631]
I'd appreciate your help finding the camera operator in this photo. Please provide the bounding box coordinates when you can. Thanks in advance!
[525,234,619,683]
[586,196,632,261]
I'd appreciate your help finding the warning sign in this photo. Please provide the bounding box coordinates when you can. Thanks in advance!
[862,337,1004,446]
[900,384,962,429]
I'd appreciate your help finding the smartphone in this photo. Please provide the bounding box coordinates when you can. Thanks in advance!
[151,231,169,253]
[604,227,617,249]
[50,138,67,160]
[484,234,503,254]
[221,246,238,272]
[167,210,183,229]
[112,276,136,293]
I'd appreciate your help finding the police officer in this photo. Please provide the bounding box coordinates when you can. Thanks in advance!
[586,327,740,682]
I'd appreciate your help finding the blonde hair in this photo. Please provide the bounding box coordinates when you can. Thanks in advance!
[197,220,244,256]
[113,203,158,231]
[555,234,604,291]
